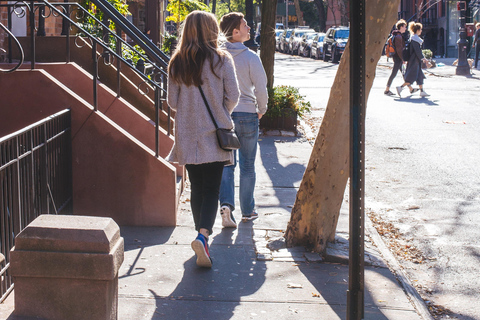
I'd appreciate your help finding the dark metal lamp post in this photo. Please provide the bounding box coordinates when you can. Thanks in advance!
[348,0,365,318]
[456,1,470,75]
[243,0,258,51]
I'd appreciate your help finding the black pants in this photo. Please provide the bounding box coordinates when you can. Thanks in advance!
[185,161,225,235]
[387,55,403,87]
[475,44,480,68]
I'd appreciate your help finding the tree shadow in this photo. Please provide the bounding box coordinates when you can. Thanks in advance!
[119,226,175,280]
[296,261,422,319]
[258,135,307,190]
[150,224,266,319]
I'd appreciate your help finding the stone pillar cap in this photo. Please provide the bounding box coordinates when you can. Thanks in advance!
[14,215,121,254]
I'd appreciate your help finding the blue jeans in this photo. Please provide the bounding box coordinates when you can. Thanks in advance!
[219,112,259,216]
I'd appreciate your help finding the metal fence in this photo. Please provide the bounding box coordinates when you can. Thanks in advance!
[0,109,72,303]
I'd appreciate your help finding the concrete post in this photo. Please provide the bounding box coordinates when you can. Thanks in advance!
[10,215,124,320]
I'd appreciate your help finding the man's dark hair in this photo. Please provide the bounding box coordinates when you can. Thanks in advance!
[396,19,407,29]
[220,12,244,40]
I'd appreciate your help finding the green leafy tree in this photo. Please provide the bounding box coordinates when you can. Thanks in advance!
[299,1,320,31]
[210,0,261,20]
[166,0,210,24]
[229,0,245,13]
[211,1,230,20]
[80,0,129,34]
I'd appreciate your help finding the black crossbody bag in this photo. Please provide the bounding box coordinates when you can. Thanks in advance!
[198,86,241,151]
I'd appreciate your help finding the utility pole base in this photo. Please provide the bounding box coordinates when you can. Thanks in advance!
[455,65,470,75]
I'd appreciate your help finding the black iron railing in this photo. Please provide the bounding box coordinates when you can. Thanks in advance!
[0,109,72,303]
[0,0,171,157]
[420,7,438,27]
[0,21,24,72]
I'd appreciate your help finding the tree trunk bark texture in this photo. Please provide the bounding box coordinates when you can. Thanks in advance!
[285,0,401,252]
[212,0,217,13]
[294,0,304,26]
[313,0,327,32]
[259,0,278,88]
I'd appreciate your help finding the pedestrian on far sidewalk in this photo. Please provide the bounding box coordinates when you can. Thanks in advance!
[397,22,430,98]
[473,23,480,69]
[218,12,268,226]
[384,19,407,96]
[166,11,240,268]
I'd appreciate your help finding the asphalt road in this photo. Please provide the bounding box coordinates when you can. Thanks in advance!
[273,52,480,320]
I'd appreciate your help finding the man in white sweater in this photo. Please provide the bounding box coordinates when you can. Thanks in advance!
[219,12,268,226]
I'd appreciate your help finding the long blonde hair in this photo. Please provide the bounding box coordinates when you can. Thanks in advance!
[168,11,226,86]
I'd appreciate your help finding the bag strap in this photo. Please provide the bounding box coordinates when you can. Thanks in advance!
[198,86,219,130]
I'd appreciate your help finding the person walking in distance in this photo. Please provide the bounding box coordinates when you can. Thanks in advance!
[397,22,430,98]
[218,12,268,226]
[473,23,480,69]
[166,11,240,267]
[384,19,407,96]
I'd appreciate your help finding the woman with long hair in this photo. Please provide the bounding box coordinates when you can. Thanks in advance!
[396,21,430,97]
[167,11,240,268]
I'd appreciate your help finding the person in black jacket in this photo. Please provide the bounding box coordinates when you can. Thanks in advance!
[385,19,407,96]
[473,23,480,69]
[396,22,430,98]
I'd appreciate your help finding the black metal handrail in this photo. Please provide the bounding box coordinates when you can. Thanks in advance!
[91,0,170,67]
[0,109,72,304]
[0,22,24,73]
[0,0,171,157]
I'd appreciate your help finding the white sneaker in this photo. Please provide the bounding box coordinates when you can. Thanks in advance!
[396,86,403,97]
[420,91,430,97]
[220,205,237,228]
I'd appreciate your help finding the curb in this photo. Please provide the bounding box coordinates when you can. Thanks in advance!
[296,119,433,320]
[365,216,434,320]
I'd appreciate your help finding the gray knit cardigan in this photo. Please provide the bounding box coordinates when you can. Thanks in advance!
[166,54,240,166]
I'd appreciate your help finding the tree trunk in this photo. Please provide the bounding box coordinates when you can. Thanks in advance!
[285,0,401,253]
[340,0,348,26]
[294,0,304,26]
[313,0,327,32]
[417,1,424,21]
[327,0,337,26]
[212,0,217,14]
[259,0,277,88]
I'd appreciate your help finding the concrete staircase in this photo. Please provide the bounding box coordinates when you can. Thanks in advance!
[0,62,183,227]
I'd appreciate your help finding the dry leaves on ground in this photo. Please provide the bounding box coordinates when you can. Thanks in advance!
[367,211,426,264]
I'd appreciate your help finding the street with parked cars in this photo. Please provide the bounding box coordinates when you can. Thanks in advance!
[275,26,349,63]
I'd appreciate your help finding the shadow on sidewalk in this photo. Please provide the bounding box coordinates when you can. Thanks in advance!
[119,227,175,280]
[149,224,266,319]
[258,135,307,198]
[394,95,440,106]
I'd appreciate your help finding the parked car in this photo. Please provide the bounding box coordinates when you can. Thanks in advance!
[275,29,284,51]
[288,28,315,55]
[323,26,349,63]
[256,22,285,45]
[298,32,318,57]
[279,29,293,53]
[310,33,326,59]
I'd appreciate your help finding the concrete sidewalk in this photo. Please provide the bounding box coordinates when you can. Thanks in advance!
[117,135,425,319]
[0,135,426,319]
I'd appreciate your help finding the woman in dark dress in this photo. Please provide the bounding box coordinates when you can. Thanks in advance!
[396,22,430,98]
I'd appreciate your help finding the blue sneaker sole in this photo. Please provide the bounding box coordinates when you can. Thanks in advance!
[191,239,212,268]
